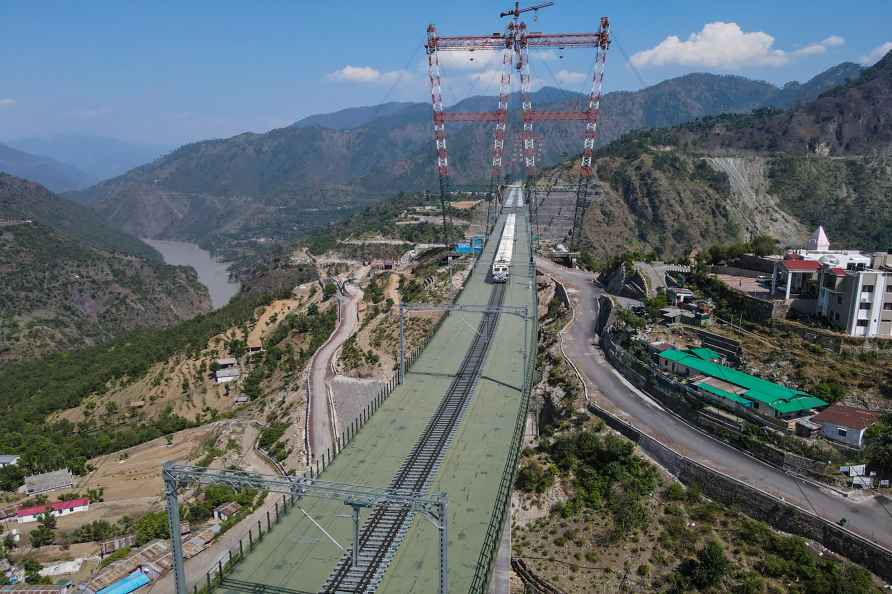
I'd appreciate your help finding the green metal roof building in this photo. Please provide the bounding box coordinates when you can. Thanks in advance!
[658,348,828,418]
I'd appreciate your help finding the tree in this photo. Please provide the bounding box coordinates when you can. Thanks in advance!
[38,511,57,530]
[134,511,169,545]
[691,541,729,588]
[750,235,778,257]
[865,413,892,476]
[29,525,54,548]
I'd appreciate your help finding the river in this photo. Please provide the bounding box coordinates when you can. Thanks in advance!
[143,239,241,309]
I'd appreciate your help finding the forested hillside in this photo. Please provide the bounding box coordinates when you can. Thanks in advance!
[0,292,281,489]
[0,174,211,359]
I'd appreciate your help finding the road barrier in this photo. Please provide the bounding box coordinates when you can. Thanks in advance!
[594,298,892,582]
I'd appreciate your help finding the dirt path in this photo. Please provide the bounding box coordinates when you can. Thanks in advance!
[384,272,401,306]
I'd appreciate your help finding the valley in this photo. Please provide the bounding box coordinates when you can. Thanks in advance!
[2,9,891,592]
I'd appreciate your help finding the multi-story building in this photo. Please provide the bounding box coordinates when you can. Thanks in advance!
[817,265,892,337]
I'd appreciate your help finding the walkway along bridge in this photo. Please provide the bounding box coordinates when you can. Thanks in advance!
[164,205,537,594]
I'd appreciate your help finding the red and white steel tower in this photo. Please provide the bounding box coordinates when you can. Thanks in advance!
[425,2,610,245]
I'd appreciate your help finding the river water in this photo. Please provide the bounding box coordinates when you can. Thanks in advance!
[143,239,241,309]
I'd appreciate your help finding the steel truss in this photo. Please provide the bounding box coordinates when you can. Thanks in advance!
[425,5,609,257]
[162,463,448,594]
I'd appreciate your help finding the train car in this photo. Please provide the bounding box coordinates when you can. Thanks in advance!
[491,214,516,282]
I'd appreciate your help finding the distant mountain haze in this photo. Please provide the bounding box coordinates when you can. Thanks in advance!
[8,134,169,182]
[69,63,863,256]
[0,142,95,192]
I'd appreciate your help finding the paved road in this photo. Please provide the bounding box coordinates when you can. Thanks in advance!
[536,257,892,551]
[309,281,363,461]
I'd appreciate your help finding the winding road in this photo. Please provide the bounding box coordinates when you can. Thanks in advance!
[308,279,364,462]
[536,257,892,551]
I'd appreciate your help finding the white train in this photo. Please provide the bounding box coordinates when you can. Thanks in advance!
[491,214,516,283]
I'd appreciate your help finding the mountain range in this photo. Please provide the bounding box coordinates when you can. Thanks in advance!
[571,51,892,262]
[8,134,169,183]
[0,174,211,360]
[66,63,863,260]
[0,142,95,192]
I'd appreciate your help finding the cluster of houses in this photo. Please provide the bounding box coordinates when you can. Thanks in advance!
[658,287,714,327]
[716,226,892,338]
[653,345,881,448]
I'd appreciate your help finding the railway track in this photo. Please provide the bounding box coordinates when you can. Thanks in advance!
[320,282,507,593]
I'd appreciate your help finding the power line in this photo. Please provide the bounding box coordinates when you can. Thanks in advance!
[613,34,649,91]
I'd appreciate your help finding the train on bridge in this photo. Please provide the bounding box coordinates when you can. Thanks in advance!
[491,213,516,283]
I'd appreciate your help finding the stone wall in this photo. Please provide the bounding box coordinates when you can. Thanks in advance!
[587,401,892,582]
[592,298,892,581]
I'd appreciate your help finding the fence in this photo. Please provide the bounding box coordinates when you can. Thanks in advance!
[191,494,298,594]
[467,229,538,593]
[201,215,504,593]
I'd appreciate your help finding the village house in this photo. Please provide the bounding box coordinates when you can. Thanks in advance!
[810,404,880,448]
[16,498,90,524]
[658,348,828,419]
[212,501,241,522]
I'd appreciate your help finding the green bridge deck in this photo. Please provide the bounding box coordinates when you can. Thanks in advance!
[220,209,534,594]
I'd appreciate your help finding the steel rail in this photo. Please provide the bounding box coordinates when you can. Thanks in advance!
[320,282,507,593]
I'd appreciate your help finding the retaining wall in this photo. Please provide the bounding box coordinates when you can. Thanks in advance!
[593,301,892,582]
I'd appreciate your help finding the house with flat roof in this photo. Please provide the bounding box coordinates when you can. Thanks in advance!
[24,469,74,495]
[214,367,241,384]
[658,349,828,419]
[810,404,880,448]
[0,455,19,468]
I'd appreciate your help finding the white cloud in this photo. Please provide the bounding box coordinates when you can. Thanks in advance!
[0,98,15,108]
[437,50,503,71]
[326,65,408,84]
[631,22,844,69]
[71,107,111,119]
[860,41,892,65]
[554,70,586,85]
[468,69,504,89]
[792,35,846,57]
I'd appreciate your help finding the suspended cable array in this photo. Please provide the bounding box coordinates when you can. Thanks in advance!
[424,2,610,250]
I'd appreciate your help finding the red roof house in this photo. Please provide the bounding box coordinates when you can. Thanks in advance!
[16,498,90,523]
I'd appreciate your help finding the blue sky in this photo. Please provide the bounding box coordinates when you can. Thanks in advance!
[1,0,890,146]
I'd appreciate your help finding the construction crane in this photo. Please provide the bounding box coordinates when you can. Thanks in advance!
[425,1,610,251]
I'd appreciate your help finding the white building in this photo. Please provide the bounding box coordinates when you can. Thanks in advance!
[0,455,19,468]
[811,404,880,448]
[817,266,892,337]
[16,498,90,524]
[215,367,241,384]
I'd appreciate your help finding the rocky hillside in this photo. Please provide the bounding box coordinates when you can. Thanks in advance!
[569,51,892,262]
[0,174,211,360]
[70,66,857,257]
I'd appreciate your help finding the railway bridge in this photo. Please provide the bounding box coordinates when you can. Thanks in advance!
[209,203,535,593]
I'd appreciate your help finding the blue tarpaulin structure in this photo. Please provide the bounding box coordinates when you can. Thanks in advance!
[97,570,150,594]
